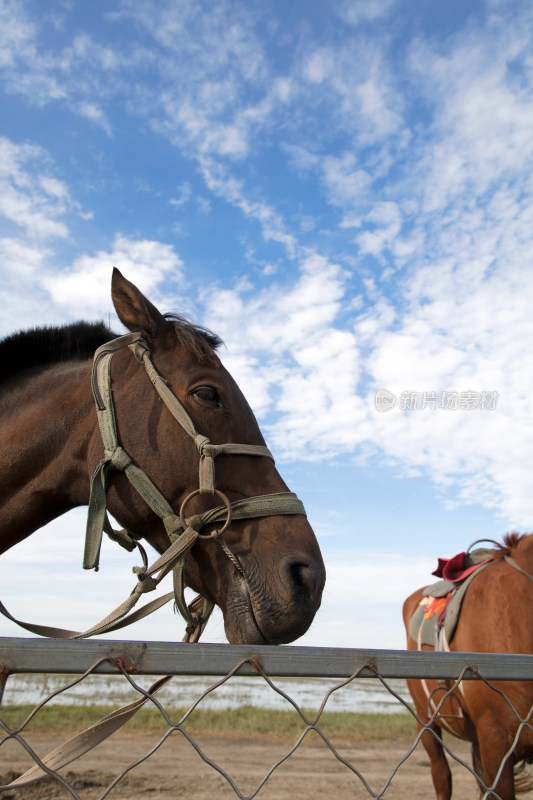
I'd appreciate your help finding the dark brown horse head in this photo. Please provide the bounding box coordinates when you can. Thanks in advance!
[90,269,325,644]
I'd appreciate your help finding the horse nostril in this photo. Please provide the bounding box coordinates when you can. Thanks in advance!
[284,558,323,605]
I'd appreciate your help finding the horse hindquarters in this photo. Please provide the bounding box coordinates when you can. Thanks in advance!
[469,739,516,800]
[418,688,517,800]
[474,724,516,799]
[461,687,526,800]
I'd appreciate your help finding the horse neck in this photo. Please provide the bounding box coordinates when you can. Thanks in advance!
[0,361,96,553]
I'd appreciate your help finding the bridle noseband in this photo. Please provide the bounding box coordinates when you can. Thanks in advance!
[84,331,307,640]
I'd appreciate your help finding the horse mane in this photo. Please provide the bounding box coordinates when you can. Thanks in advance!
[0,321,116,381]
[0,315,223,382]
[493,532,531,560]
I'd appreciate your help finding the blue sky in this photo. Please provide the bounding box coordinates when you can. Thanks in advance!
[1,0,532,649]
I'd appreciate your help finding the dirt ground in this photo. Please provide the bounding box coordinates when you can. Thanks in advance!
[0,731,481,800]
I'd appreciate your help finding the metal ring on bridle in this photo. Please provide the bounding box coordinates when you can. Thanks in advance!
[179,489,233,539]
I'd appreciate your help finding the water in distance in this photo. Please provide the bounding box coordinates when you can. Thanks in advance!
[3,673,411,714]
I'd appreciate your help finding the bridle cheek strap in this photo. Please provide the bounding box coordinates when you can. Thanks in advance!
[83,332,307,638]
[131,337,275,493]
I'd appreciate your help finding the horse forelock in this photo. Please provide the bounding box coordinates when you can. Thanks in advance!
[165,313,223,363]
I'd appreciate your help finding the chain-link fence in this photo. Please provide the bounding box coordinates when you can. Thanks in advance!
[1,638,532,799]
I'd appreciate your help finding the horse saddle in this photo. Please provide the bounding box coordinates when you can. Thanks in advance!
[409,547,495,650]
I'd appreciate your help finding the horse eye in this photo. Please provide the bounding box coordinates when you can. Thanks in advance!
[193,386,221,407]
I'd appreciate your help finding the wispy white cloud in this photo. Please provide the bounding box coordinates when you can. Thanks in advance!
[78,100,113,136]
[117,0,274,160]
[364,256,533,520]
[0,137,71,239]
[201,8,533,517]
[0,237,52,332]
[42,235,185,321]
[335,0,397,27]
[0,236,46,276]
[135,0,533,526]
[202,251,371,457]
[0,134,185,329]
[298,34,406,153]
[203,236,533,526]
[169,182,192,207]
[0,2,145,126]
[321,153,373,209]
[199,158,299,256]
[407,14,533,214]
[0,0,36,69]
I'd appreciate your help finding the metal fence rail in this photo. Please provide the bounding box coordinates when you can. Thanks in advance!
[2,637,533,680]
[1,638,532,800]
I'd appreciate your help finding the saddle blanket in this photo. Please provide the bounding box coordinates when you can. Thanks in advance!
[409,547,494,649]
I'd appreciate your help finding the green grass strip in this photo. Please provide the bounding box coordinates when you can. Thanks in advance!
[0,704,416,742]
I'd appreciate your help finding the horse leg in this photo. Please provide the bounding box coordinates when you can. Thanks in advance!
[471,740,485,786]
[403,602,453,799]
[419,722,453,800]
[476,734,516,800]
[404,648,453,799]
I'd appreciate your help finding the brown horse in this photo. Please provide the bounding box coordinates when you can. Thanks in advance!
[0,269,325,645]
[403,533,533,800]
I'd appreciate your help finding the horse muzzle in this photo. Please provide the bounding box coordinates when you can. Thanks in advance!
[221,536,326,646]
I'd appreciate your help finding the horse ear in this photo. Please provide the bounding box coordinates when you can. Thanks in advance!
[111,268,167,337]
